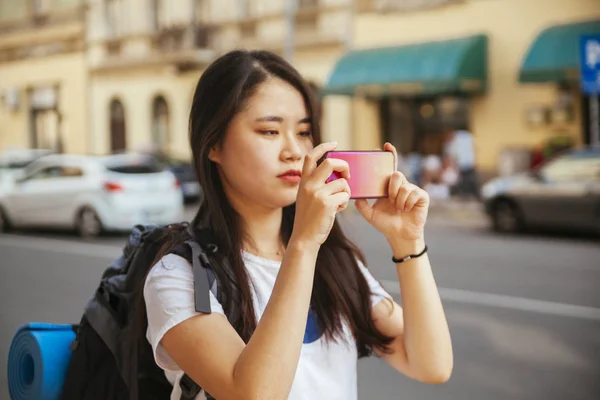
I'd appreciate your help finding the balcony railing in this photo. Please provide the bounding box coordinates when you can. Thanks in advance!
[359,0,464,13]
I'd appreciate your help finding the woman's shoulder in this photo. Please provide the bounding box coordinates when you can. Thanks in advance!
[144,253,194,291]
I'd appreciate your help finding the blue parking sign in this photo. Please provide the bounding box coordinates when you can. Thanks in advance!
[581,35,600,94]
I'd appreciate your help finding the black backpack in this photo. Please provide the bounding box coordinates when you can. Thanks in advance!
[60,222,240,400]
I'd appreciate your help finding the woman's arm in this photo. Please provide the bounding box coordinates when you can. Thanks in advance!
[372,237,453,384]
[161,242,318,400]
[354,143,453,384]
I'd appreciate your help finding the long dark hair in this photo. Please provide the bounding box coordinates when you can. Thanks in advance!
[154,50,393,357]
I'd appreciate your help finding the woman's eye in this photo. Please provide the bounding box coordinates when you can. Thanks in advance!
[299,130,312,137]
[259,130,278,135]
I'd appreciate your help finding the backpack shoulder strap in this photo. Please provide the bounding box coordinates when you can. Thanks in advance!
[177,237,219,400]
[179,373,202,400]
[184,239,215,314]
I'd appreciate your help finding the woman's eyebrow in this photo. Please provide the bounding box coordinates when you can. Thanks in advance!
[254,116,311,124]
[255,116,283,123]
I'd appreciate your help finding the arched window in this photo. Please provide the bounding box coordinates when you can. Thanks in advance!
[152,95,170,154]
[109,99,127,152]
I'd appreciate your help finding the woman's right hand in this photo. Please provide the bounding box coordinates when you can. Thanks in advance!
[290,142,351,250]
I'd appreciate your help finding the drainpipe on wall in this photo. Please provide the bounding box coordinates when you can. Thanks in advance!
[284,0,297,64]
[55,83,65,153]
[346,0,356,148]
[188,0,198,49]
[86,73,94,154]
[345,0,355,53]
[84,2,93,155]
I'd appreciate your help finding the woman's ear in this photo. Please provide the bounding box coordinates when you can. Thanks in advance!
[208,145,220,164]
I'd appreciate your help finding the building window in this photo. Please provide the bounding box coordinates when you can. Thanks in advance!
[109,99,127,153]
[29,86,61,151]
[151,96,170,154]
[32,109,59,150]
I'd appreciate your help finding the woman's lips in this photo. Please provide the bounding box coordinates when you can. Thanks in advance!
[278,170,302,183]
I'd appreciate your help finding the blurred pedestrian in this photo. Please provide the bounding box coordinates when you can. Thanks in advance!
[444,127,479,199]
[404,151,423,184]
[421,152,442,186]
[424,154,459,202]
[143,50,453,399]
[440,154,459,190]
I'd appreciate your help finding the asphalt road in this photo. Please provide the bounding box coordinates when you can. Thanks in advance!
[1,209,599,399]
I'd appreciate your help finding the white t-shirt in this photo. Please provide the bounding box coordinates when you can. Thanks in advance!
[444,130,475,170]
[144,251,392,400]
[441,167,459,186]
[422,154,442,172]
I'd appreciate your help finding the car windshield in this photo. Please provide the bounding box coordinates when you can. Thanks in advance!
[102,155,165,174]
[540,149,600,182]
[0,161,31,169]
[0,149,54,170]
[0,157,47,170]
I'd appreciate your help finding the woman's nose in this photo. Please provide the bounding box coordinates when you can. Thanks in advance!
[281,135,303,161]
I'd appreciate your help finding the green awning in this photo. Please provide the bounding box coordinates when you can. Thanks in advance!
[323,34,488,97]
[519,19,600,83]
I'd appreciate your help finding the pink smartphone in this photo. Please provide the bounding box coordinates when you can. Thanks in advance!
[324,150,395,199]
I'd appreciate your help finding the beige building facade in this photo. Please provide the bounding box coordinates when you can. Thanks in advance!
[3,0,598,178]
[326,0,600,174]
[0,0,88,153]
[87,0,353,158]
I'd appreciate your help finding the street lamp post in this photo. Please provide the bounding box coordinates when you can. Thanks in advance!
[284,0,297,63]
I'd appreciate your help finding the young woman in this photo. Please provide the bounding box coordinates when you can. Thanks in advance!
[143,50,453,400]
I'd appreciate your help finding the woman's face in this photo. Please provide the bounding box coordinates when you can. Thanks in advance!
[209,77,314,211]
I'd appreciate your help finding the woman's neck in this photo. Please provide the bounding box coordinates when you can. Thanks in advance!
[243,209,285,259]
[229,196,285,259]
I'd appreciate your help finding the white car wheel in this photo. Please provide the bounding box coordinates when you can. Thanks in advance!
[77,207,102,238]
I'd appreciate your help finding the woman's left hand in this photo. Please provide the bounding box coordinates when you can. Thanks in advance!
[355,143,430,242]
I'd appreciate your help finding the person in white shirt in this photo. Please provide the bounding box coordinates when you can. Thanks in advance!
[444,128,479,198]
[143,50,453,400]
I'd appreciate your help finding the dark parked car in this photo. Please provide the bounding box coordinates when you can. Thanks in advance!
[481,147,600,235]
[113,151,201,203]
[156,156,201,203]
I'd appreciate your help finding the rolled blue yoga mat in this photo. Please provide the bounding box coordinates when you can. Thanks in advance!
[7,323,76,400]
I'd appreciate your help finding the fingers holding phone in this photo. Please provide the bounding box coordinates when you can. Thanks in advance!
[291,143,351,248]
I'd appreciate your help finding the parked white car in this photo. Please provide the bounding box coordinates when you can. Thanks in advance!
[0,148,55,191]
[0,153,184,237]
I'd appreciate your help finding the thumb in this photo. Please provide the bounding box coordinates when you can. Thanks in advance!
[355,199,373,221]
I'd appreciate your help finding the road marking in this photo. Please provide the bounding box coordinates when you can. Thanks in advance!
[3,235,599,320]
[0,234,121,259]
[381,279,600,321]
